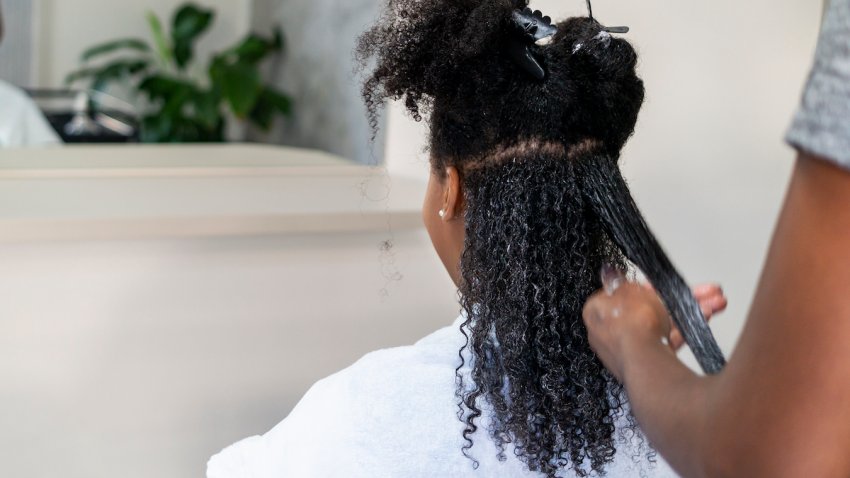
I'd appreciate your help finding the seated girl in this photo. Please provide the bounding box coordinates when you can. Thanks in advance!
[208,1,725,476]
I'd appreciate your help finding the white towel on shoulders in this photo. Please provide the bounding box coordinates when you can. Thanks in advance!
[208,316,678,478]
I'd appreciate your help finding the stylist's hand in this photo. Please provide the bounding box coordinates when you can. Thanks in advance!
[661,283,727,351]
[582,270,726,380]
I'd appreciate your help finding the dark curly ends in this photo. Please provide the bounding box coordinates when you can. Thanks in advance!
[356,0,644,164]
[459,144,639,477]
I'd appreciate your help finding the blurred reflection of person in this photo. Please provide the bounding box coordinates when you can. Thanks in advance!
[0,3,61,148]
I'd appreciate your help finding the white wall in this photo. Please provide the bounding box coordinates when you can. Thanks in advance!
[36,0,252,87]
[249,0,385,165]
[0,231,458,478]
[386,0,823,362]
[0,0,37,86]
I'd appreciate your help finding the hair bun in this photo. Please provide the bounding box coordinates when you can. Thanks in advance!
[356,0,522,121]
[358,0,644,160]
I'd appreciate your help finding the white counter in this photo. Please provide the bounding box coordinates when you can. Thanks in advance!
[0,144,425,241]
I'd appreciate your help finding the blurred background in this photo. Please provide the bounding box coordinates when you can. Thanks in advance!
[0,0,823,477]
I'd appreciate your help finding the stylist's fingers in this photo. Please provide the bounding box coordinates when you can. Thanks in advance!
[643,282,727,315]
[584,269,672,380]
[642,282,728,320]
[693,284,728,318]
[668,284,727,351]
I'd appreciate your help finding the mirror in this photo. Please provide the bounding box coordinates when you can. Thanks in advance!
[0,0,383,165]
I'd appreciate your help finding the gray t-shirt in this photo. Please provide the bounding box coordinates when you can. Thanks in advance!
[786,0,850,170]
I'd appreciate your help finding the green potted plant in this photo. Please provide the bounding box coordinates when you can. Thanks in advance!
[66,2,292,142]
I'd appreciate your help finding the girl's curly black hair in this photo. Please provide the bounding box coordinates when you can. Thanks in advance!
[356,0,721,476]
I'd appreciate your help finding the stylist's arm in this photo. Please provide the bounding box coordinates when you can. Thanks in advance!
[583,1,850,476]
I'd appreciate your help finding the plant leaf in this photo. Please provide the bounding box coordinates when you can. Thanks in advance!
[231,35,271,64]
[81,39,151,62]
[248,88,292,131]
[261,87,292,117]
[141,114,173,143]
[66,59,150,86]
[65,67,102,85]
[138,74,195,101]
[272,27,284,50]
[172,4,214,40]
[192,90,221,130]
[170,115,201,142]
[172,3,214,69]
[146,12,173,66]
[248,99,274,130]
[216,62,261,118]
[229,33,282,64]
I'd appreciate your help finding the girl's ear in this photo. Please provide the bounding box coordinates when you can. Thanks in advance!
[442,166,464,221]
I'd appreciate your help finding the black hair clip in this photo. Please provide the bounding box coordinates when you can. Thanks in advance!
[586,0,629,34]
[507,3,629,80]
[571,1,629,53]
[507,8,558,81]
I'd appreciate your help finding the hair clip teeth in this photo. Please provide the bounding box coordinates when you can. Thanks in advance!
[508,7,559,80]
[511,8,558,43]
[586,0,630,34]
[535,36,554,47]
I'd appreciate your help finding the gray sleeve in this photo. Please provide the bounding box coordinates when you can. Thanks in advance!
[786,0,850,170]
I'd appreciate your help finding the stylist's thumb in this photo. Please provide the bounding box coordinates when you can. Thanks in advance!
[583,268,670,380]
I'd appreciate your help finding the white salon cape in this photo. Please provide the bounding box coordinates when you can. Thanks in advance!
[208,315,678,478]
[0,80,62,148]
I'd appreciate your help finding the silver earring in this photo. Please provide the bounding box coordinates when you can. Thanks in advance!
[438,209,446,218]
